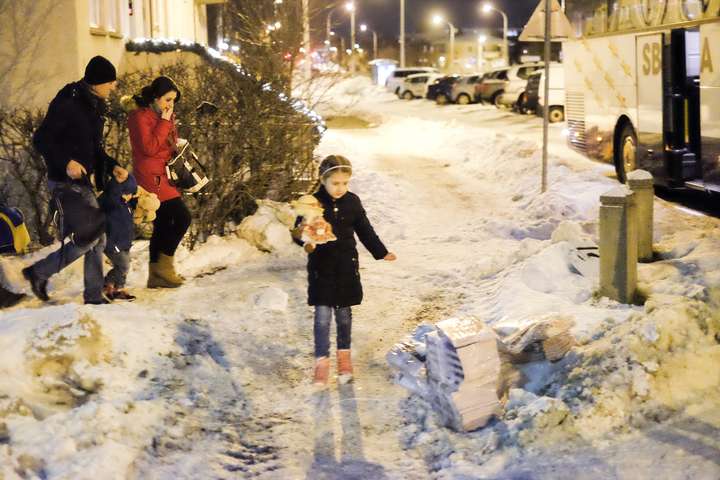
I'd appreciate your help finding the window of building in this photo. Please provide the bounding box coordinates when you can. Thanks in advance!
[106,0,120,35]
[89,0,102,28]
[89,0,123,36]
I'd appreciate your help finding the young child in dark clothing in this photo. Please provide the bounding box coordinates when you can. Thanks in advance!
[99,172,138,300]
[293,155,397,386]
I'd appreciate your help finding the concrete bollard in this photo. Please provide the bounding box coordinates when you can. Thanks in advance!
[599,186,638,304]
[626,170,654,262]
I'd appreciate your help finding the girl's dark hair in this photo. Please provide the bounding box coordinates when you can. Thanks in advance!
[134,76,181,107]
[312,155,352,192]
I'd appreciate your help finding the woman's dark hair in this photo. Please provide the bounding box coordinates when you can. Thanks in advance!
[134,76,181,107]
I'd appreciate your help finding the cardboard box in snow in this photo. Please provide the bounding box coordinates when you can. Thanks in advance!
[425,317,502,432]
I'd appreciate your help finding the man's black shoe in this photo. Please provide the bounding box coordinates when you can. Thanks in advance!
[0,285,25,308]
[84,297,111,305]
[22,266,49,302]
[84,292,112,305]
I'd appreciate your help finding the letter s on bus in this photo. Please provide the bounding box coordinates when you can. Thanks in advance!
[643,42,661,76]
[701,36,714,74]
[643,43,651,75]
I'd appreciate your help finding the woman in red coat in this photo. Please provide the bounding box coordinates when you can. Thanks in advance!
[128,76,191,288]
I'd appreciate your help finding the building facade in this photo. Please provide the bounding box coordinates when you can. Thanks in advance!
[0,0,220,109]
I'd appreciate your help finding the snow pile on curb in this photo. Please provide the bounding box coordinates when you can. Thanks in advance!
[237,199,296,253]
[0,304,176,478]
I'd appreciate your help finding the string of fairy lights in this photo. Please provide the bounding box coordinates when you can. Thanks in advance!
[126,37,327,135]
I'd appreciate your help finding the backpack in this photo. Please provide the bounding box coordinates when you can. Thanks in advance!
[0,205,31,254]
[52,182,106,248]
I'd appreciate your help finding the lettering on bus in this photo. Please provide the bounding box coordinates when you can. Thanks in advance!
[701,36,715,73]
[581,0,720,35]
[706,0,720,18]
[642,41,662,75]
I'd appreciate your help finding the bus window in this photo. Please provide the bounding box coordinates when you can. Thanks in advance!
[686,30,701,77]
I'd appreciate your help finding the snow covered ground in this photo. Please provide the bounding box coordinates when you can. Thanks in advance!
[0,76,718,479]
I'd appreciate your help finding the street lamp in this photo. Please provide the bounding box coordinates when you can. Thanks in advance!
[360,23,378,60]
[400,0,406,67]
[432,14,456,73]
[481,3,509,66]
[346,1,357,74]
[477,34,487,72]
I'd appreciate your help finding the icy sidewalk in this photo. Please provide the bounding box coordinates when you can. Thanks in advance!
[314,77,720,478]
[0,76,718,479]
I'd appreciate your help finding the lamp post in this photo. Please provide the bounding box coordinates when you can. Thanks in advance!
[482,3,509,66]
[400,0,406,67]
[477,34,487,72]
[432,15,456,73]
[326,9,335,43]
[360,24,378,60]
[346,1,356,74]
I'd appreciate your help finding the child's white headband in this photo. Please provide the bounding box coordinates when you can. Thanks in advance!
[322,165,352,176]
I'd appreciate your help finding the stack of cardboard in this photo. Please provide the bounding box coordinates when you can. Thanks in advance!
[425,317,501,432]
[500,315,576,363]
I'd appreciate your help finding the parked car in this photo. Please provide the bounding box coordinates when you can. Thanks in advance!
[524,64,565,122]
[494,63,545,109]
[536,63,566,122]
[398,73,444,100]
[429,75,462,104]
[474,68,510,104]
[385,67,438,95]
[450,74,485,105]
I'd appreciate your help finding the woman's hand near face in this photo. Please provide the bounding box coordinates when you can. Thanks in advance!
[161,104,173,121]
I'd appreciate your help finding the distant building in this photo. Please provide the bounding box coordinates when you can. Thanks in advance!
[425,29,505,73]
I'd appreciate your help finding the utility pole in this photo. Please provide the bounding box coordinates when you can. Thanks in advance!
[350,5,356,74]
[400,0,406,67]
[541,0,551,192]
[302,0,311,80]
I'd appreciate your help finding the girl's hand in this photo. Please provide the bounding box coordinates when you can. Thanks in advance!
[304,243,316,254]
[384,252,397,261]
[161,105,174,121]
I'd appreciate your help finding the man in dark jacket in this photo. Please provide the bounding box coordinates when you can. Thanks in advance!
[23,56,129,305]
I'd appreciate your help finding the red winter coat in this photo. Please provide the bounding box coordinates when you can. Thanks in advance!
[128,107,180,202]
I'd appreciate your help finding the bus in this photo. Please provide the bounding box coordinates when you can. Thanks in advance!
[562,1,719,192]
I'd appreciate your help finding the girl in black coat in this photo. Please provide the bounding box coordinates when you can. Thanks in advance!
[293,155,396,386]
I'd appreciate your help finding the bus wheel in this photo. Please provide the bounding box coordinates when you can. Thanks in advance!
[615,123,637,183]
[549,106,564,123]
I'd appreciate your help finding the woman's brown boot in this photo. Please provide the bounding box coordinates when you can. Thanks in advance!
[337,349,353,384]
[147,255,183,289]
[313,357,330,386]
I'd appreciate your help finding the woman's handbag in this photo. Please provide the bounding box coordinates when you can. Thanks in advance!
[166,141,210,194]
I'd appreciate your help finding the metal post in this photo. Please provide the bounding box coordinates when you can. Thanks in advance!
[449,22,455,73]
[303,0,311,80]
[541,0,551,193]
[350,8,356,74]
[373,31,378,60]
[501,10,509,66]
[400,0,406,67]
[326,9,334,43]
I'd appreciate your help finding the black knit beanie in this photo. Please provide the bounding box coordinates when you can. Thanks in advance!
[83,56,117,85]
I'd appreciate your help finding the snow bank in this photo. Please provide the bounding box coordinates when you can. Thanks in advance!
[236,199,296,253]
[0,302,177,478]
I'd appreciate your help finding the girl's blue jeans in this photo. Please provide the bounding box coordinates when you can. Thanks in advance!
[314,305,352,358]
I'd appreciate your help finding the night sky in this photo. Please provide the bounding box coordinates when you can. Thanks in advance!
[328,0,540,40]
